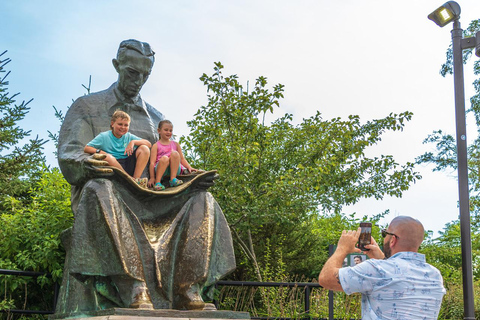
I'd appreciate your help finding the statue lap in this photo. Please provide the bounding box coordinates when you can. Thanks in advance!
[56,178,235,312]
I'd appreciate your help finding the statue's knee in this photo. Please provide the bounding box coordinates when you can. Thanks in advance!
[188,191,214,209]
[191,190,210,199]
[83,178,114,195]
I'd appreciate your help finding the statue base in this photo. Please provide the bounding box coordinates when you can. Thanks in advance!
[49,307,251,320]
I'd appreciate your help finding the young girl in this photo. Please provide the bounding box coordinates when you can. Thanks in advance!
[148,120,196,191]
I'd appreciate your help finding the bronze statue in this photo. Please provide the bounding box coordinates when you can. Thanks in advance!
[56,40,235,313]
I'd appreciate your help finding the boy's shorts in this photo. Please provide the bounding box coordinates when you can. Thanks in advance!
[117,148,139,177]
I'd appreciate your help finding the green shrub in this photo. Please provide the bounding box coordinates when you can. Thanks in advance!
[0,167,72,316]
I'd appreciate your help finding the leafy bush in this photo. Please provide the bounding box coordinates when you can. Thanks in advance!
[0,167,72,315]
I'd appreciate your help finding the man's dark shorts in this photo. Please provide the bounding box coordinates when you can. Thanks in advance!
[117,147,139,177]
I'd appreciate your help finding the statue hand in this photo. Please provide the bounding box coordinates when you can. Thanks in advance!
[195,173,219,190]
[84,153,114,176]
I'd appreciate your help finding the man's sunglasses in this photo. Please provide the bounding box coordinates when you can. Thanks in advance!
[381,229,400,239]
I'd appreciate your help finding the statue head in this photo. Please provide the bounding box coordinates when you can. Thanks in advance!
[112,39,155,99]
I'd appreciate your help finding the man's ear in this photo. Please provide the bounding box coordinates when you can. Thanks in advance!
[112,59,119,73]
[390,236,398,248]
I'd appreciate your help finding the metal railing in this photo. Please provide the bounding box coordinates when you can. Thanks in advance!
[1,269,348,320]
[213,280,324,320]
[0,269,58,315]
[212,245,345,320]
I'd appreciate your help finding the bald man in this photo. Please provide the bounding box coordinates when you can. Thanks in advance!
[318,216,445,319]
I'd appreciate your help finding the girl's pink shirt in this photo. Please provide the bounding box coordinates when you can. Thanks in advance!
[155,140,177,165]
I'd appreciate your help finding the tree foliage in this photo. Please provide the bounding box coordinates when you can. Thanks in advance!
[0,52,68,317]
[181,62,420,279]
[0,167,72,315]
[0,51,46,209]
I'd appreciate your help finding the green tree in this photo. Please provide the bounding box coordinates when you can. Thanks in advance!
[0,167,72,316]
[0,51,46,209]
[182,62,420,280]
[0,51,68,318]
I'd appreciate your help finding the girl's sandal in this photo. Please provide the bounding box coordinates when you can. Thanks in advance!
[169,178,183,187]
[153,182,165,191]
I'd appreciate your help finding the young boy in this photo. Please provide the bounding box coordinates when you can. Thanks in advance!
[84,110,151,187]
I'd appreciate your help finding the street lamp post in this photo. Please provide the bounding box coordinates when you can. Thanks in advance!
[428,2,480,319]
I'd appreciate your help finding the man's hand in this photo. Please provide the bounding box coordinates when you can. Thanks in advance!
[84,153,114,176]
[318,228,362,292]
[364,236,385,260]
[336,228,363,256]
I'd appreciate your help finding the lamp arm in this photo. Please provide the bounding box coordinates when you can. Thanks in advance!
[461,36,477,50]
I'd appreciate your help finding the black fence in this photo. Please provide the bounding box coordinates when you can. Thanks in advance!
[213,280,336,320]
[1,269,349,320]
[0,269,59,315]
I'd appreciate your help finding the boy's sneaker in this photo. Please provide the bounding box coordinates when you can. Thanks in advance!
[135,178,148,189]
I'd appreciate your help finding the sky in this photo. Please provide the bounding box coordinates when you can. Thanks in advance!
[2,0,480,236]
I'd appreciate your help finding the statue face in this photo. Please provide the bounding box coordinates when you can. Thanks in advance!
[115,49,153,98]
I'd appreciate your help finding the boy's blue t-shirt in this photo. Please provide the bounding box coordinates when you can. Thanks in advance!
[87,131,141,160]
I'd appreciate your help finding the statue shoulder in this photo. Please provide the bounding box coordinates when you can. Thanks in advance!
[145,101,165,124]
[70,85,116,112]
[65,85,117,125]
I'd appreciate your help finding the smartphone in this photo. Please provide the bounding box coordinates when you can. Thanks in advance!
[358,222,372,251]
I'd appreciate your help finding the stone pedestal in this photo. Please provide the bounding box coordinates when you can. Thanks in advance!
[49,308,251,320]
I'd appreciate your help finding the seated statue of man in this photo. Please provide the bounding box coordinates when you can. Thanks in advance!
[56,39,235,312]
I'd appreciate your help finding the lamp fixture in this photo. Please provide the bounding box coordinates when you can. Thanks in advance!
[428,1,461,27]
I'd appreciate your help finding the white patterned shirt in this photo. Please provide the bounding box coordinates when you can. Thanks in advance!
[338,252,445,319]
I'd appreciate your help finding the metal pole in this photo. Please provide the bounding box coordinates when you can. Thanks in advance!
[304,284,310,319]
[451,18,475,320]
[328,244,334,320]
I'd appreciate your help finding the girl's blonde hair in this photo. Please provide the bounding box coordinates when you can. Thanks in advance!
[110,110,130,129]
